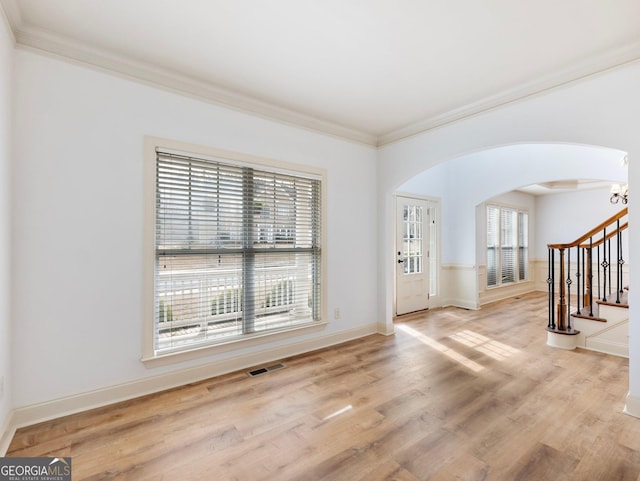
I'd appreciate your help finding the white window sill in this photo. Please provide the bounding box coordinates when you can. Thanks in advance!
[486,279,533,290]
[141,320,328,368]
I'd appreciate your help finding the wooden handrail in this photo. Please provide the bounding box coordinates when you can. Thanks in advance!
[579,222,628,249]
[548,207,627,249]
[546,206,628,333]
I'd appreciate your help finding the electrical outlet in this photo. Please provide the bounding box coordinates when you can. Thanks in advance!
[334,308,341,320]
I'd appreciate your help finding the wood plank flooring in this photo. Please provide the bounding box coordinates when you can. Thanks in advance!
[8,292,640,480]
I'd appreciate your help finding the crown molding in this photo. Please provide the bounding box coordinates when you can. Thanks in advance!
[0,0,19,43]
[13,25,378,147]
[377,40,640,147]
[4,0,640,149]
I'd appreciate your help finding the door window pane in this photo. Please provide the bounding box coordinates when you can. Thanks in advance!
[403,204,423,274]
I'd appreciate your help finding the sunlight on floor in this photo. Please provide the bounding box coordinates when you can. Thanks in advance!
[322,405,353,421]
[396,324,484,372]
[449,330,520,361]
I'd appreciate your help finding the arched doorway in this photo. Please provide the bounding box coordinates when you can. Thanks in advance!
[392,143,627,316]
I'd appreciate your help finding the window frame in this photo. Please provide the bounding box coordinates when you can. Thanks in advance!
[143,137,327,366]
[486,204,529,289]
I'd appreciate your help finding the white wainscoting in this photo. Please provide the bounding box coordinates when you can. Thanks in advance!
[441,264,479,310]
[532,259,550,292]
[476,262,538,306]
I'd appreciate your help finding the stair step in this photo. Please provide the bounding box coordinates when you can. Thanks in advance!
[572,313,607,323]
[596,299,629,309]
[595,289,629,307]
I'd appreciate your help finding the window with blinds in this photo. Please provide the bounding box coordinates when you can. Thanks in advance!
[154,149,322,355]
[486,205,528,288]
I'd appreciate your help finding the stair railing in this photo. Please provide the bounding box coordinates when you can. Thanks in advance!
[547,208,628,332]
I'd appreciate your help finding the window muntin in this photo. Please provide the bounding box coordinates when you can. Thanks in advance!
[402,204,424,274]
[154,150,321,355]
[518,211,528,281]
[487,205,528,288]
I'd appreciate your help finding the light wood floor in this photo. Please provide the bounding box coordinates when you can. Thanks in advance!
[8,292,640,480]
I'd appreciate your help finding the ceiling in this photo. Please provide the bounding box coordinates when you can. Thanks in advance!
[2,0,640,145]
[517,180,614,196]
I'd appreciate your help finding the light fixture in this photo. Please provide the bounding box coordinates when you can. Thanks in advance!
[610,183,628,204]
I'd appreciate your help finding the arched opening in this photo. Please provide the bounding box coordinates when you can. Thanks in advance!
[392,142,627,316]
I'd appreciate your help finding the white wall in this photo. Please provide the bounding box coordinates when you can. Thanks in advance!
[0,12,13,439]
[398,144,626,265]
[378,60,640,411]
[11,50,378,409]
[535,187,628,259]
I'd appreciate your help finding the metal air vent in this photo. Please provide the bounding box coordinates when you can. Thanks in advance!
[247,363,286,377]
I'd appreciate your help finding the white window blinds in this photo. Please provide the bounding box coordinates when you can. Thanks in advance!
[487,206,498,287]
[500,208,517,284]
[155,150,321,354]
[518,211,529,281]
[486,205,528,288]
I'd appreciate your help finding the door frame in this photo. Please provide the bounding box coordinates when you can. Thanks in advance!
[393,193,442,315]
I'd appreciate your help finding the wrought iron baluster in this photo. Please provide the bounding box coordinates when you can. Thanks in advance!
[576,245,581,315]
[558,248,566,330]
[608,236,612,301]
[601,228,608,302]
[616,219,621,303]
[618,223,625,299]
[597,244,601,301]
[551,248,556,329]
[588,239,594,317]
[566,249,572,330]
[547,248,553,329]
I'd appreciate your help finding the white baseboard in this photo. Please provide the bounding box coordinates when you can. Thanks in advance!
[584,338,629,358]
[479,281,536,306]
[442,298,480,310]
[378,327,396,336]
[624,393,640,419]
[1,323,378,454]
[0,411,16,456]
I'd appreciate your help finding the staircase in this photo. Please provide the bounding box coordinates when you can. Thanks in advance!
[546,207,629,357]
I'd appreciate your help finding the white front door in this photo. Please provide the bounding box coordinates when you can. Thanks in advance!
[395,196,430,315]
